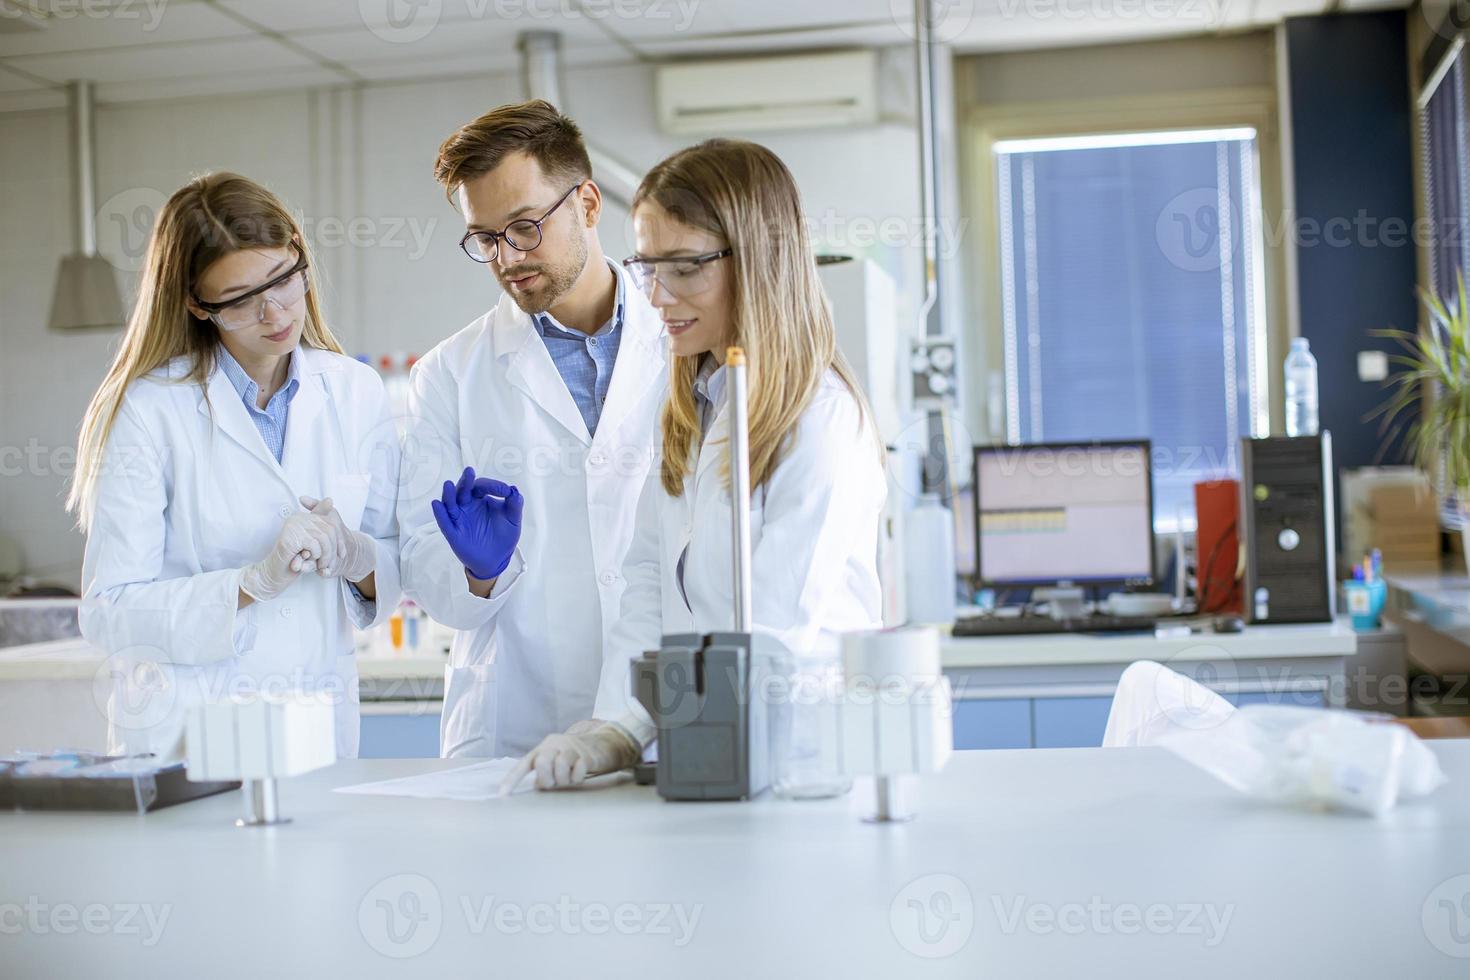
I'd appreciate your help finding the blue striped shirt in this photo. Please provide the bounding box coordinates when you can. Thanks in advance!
[533,261,625,438]
[217,347,300,463]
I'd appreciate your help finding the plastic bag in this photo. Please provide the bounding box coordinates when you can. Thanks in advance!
[1154,704,1448,816]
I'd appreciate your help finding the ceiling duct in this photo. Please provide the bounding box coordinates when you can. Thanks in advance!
[48,79,125,332]
[516,31,641,208]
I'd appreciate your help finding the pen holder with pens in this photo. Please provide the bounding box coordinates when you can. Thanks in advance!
[1343,578,1386,631]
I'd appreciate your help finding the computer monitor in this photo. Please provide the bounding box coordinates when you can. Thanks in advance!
[973,440,1156,589]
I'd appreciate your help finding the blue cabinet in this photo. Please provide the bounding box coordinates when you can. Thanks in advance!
[359,709,441,758]
[952,698,1032,750]
[1032,696,1114,749]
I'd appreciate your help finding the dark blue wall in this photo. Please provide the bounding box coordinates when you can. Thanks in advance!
[1285,12,1417,470]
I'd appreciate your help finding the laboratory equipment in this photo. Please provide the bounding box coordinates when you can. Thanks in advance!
[839,627,953,822]
[185,693,337,827]
[903,492,957,625]
[972,441,1156,590]
[1284,337,1320,437]
[632,347,775,801]
[771,654,850,800]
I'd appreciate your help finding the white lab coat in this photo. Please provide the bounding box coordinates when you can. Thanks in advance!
[593,369,887,744]
[79,345,402,760]
[398,265,666,758]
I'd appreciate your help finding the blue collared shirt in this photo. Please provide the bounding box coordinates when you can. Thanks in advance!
[217,347,300,463]
[532,261,625,438]
[693,354,727,439]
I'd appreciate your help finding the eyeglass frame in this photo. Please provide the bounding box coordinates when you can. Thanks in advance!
[621,249,733,298]
[192,242,310,327]
[458,182,584,264]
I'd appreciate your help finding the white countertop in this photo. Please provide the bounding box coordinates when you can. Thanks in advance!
[2,620,1356,684]
[942,620,1356,669]
[3,744,1466,977]
[0,637,446,683]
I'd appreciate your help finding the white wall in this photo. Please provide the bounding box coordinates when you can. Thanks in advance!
[0,53,924,586]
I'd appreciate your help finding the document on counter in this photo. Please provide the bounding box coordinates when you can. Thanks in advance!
[334,758,532,801]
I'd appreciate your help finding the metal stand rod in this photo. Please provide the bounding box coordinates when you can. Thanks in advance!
[727,347,753,632]
[866,774,917,824]
[237,777,291,827]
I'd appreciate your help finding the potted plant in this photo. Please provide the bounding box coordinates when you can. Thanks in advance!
[1371,273,1470,568]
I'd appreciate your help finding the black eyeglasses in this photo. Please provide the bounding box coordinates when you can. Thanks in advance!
[459,183,582,264]
[192,242,310,332]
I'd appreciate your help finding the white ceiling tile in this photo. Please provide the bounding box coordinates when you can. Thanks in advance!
[0,87,63,110]
[222,0,622,43]
[637,23,905,57]
[0,0,256,57]
[0,63,45,90]
[99,65,348,102]
[212,0,371,32]
[574,0,732,40]
[711,0,894,33]
[1252,0,1334,15]
[345,42,631,81]
[5,34,321,84]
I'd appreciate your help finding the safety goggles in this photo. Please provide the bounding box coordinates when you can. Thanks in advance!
[459,183,582,264]
[193,244,310,332]
[621,249,732,300]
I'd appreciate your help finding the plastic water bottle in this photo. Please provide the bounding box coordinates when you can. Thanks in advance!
[1284,337,1319,437]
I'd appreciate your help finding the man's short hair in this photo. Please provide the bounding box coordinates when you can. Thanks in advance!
[433,99,592,204]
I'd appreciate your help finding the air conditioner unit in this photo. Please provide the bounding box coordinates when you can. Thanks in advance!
[656,50,879,135]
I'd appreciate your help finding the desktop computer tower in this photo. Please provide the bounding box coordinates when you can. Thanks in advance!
[1239,432,1336,624]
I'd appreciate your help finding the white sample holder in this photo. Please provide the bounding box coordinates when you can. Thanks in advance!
[185,693,337,827]
[840,626,953,822]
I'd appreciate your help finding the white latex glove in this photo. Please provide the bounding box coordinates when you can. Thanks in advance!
[500,720,642,794]
[299,495,375,582]
[239,510,336,602]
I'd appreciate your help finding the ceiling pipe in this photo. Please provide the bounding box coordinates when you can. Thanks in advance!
[516,31,641,209]
[48,79,126,332]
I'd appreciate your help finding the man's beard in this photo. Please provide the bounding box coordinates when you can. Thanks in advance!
[498,234,589,316]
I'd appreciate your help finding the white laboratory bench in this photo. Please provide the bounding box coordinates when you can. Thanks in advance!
[3,744,1467,978]
[942,620,1358,749]
[0,621,1361,756]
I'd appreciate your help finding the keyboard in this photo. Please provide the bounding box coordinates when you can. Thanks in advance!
[952,614,1159,637]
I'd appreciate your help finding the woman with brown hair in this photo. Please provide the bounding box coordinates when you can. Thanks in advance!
[70,172,401,760]
[508,139,886,790]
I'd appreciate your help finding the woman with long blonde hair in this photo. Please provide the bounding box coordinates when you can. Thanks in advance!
[509,139,886,789]
[71,173,401,760]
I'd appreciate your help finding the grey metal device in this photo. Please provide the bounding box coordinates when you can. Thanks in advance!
[632,347,772,801]
[631,631,775,800]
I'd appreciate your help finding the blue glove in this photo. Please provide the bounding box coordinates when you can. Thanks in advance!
[430,467,523,581]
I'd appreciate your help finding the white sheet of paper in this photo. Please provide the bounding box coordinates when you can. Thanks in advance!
[334,758,532,801]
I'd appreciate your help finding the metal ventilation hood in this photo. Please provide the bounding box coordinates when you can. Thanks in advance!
[516,31,641,208]
[48,80,126,332]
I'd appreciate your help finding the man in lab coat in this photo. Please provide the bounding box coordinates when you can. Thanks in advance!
[398,100,666,758]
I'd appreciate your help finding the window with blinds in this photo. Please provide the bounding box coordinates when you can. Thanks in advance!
[1421,43,1468,303]
[993,129,1270,530]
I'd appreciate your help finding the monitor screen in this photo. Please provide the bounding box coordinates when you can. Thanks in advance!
[973,441,1155,587]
